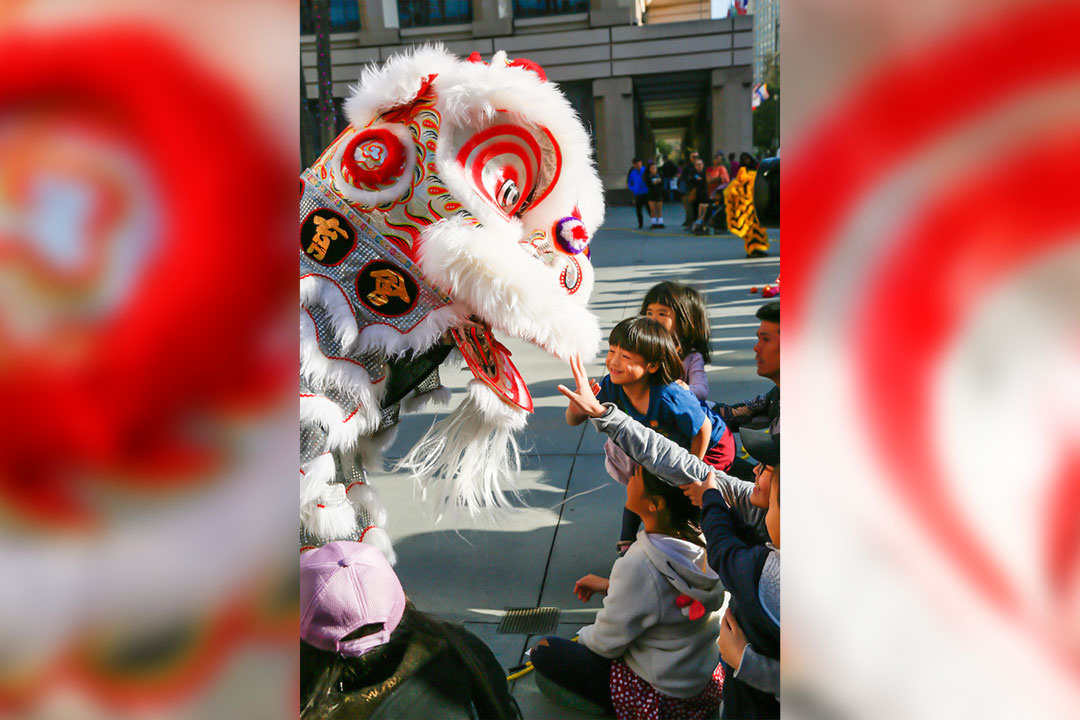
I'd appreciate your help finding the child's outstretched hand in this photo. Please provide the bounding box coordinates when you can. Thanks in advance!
[680,471,719,507]
[574,574,610,602]
[558,354,605,418]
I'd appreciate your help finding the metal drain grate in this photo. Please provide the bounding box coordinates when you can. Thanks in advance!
[496,607,561,635]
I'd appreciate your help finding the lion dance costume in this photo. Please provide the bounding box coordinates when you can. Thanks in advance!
[299,47,604,560]
[724,166,770,257]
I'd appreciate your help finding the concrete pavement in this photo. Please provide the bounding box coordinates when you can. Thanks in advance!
[367,203,780,718]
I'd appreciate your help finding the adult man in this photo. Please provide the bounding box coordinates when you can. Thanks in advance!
[626,157,649,229]
[681,157,707,230]
[717,301,780,480]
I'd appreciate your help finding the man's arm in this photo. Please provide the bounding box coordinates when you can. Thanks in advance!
[590,404,761,523]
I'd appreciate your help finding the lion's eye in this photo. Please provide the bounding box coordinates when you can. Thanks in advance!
[496,177,520,210]
[457,121,553,218]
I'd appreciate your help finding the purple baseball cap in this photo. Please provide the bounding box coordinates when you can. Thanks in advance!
[300,541,406,658]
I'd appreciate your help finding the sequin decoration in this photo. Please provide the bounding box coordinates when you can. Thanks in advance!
[300,170,452,338]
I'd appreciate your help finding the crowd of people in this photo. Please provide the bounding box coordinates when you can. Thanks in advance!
[627,150,762,235]
[534,290,780,719]
[300,287,781,719]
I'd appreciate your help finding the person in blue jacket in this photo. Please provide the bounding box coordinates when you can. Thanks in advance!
[683,427,779,718]
[626,157,649,229]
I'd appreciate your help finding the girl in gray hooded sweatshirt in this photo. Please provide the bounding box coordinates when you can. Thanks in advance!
[529,465,726,718]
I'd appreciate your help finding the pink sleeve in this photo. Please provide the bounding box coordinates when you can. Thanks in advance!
[682,353,709,401]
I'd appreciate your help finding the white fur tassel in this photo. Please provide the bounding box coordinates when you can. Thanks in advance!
[359,526,396,566]
[301,494,358,541]
[353,424,399,472]
[301,453,335,507]
[347,481,389,528]
[396,381,528,518]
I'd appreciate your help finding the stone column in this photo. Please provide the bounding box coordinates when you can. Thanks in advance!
[711,66,753,157]
[358,0,400,47]
[472,0,513,37]
[590,0,637,28]
[592,76,635,200]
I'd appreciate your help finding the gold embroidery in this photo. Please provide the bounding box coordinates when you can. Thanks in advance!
[306,215,347,261]
[366,269,411,306]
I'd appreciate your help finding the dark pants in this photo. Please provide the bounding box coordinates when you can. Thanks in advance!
[634,194,648,227]
[531,636,614,713]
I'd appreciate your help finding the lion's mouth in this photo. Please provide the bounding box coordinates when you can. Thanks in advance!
[450,322,533,412]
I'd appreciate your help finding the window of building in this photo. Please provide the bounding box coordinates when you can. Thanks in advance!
[301,0,361,35]
[398,0,473,28]
[301,0,314,34]
[513,0,589,19]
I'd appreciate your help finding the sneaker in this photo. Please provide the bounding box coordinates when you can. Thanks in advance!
[658,222,665,229]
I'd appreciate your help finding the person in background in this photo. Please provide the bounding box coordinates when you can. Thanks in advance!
[626,157,649,229]
[660,156,678,202]
[682,429,780,719]
[645,161,665,228]
[683,157,707,230]
[680,151,701,227]
[717,301,780,481]
[706,152,731,199]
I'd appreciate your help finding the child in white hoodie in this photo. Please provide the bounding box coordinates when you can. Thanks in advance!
[529,465,726,719]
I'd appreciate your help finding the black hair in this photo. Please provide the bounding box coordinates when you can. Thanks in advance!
[632,157,641,163]
[740,152,758,171]
[755,300,780,324]
[640,468,703,546]
[301,602,519,719]
[608,316,683,386]
[639,281,711,363]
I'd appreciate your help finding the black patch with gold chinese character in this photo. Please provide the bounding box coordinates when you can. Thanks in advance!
[356,260,419,317]
[301,208,355,266]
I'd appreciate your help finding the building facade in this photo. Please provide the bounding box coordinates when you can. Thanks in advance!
[301,0,756,199]
[751,0,778,84]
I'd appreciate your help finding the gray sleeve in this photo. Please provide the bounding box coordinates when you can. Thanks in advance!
[734,645,780,697]
[589,404,759,521]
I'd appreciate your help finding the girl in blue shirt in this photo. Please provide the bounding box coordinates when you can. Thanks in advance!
[566,317,734,551]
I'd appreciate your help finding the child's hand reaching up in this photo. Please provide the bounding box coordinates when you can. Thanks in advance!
[558,354,605,421]
[573,574,610,602]
[680,471,719,507]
